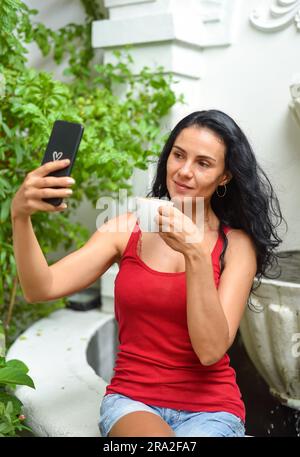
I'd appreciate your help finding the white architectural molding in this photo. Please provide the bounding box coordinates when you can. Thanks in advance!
[105,0,155,7]
[93,12,196,48]
[250,0,300,32]
[200,0,231,23]
[93,0,237,50]
[102,42,204,80]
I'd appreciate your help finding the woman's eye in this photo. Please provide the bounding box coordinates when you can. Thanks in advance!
[173,152,209,167]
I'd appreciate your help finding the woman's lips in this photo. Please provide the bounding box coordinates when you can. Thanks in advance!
[174,181,193,191]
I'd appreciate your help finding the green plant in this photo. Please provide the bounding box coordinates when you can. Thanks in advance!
[0,320,35,437]
[0,0,184,347]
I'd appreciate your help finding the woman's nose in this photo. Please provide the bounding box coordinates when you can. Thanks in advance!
[178,163,193,176]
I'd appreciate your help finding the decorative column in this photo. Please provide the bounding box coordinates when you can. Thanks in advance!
[92,0,237,312]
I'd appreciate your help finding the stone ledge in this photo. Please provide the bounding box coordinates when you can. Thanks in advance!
[6,309,113,437]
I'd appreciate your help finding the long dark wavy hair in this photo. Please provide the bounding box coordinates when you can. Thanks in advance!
[146,110,288,311]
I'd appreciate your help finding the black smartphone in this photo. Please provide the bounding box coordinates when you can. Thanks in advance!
[41,120,84,206]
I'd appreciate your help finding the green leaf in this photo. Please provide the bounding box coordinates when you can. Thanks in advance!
[0,391,22,416]
[0,199,11,223]
[0,367,35,389]
[5,359,29,374]
[1,121,12,137]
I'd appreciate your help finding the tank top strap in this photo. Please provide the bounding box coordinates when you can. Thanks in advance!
[222,225,231,235]
[121,219,141,260]
[211,223,232,262]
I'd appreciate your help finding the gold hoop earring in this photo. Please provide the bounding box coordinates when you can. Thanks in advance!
[216,184,227,197]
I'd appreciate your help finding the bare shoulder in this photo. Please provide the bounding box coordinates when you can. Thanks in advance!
[96,211,138,259]
[225,228,257,266]
[97,211,137,234]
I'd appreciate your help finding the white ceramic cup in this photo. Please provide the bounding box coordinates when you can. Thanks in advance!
[134,197,174,232]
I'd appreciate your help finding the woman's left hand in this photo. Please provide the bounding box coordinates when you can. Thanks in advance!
[154,205,205,257]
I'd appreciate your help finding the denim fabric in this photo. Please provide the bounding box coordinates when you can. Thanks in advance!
[98,393,246,437]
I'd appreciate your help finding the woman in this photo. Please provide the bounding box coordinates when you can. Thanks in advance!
[11,110,286,437]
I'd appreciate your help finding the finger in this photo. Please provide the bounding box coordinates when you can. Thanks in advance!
[154,213,161,231]
[173,216,186,233]
[155,214,171,232]
[46,201,68,212]
[34,175,75,189]
[32,159,71,177]
[158,205,171,216]
[28,187,73,200]
[30,199,68,213]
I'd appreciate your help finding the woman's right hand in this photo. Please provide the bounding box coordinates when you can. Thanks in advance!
[11,159,76,219]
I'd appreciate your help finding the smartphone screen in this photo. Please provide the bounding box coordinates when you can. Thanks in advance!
[41,120,84,206]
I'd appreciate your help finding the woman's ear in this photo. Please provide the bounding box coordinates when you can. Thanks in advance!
[226,170,233,184]
[220,170,232,186]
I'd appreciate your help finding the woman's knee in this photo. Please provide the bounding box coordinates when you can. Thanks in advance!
[108,411,176,437]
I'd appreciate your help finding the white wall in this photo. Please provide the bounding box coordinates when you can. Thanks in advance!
[25,0,87,79]
[196,0,300,250]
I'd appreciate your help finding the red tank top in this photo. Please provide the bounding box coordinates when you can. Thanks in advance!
[105,219,246,423]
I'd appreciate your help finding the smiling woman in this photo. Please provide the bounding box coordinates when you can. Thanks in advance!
[147,109,287,289]
[167,127,230,201]
[98,110,287,437]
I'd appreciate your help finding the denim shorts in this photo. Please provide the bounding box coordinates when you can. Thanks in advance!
[98,393,246,437]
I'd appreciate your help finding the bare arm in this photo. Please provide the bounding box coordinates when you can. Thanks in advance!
[11,214,53,302]
[43,213,136,302]
[184,229,257,366]
[42,220,121,302]
[11,157,130,303]
[12,207,135,303]
[11,212,129,303]
[11,158,75,303]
